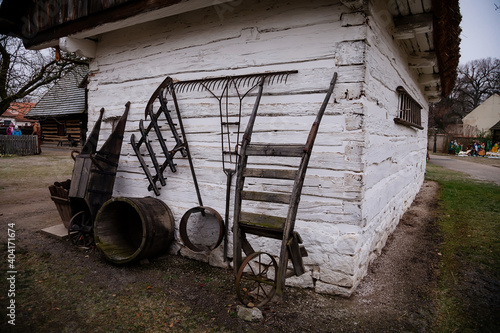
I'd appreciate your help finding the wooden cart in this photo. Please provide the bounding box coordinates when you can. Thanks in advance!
[233,73,338,307]
[67,104,129,246]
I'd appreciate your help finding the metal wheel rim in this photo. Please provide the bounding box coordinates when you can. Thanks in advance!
[235,251,278,307]
[68,211,94,247]
[179,206,224,252]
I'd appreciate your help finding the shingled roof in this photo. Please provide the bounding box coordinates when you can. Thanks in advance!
[28,66,88,118]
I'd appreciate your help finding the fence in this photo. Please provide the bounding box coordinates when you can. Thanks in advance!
[0,135,39,155]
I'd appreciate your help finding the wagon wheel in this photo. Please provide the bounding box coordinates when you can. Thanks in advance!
[236,251,278,307]
[68,211,94,247]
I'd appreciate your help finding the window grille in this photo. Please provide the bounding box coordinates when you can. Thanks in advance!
[394,86,423,130]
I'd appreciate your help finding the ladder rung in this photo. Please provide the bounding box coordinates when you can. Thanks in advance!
[241,190,291,204]
[240,212,285,229]
[221,121,240,125]
[222,150,238,155]
[246,144,305,157]
[243,168,297,180]
[239,212,285,236]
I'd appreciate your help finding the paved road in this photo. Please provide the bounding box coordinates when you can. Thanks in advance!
[428,154,500,186]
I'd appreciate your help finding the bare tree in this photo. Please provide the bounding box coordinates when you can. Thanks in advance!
[452,57,500,114]
[0,35,88,115]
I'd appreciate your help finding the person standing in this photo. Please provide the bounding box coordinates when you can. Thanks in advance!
[32,121,42,154]
[12,126,22,135]
[472,141,479,156]
[6,123,14,135]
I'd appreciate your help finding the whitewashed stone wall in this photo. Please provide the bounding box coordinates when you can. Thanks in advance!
[87,0,427,296]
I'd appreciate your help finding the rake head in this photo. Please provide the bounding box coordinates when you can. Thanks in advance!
[173,70,298,94]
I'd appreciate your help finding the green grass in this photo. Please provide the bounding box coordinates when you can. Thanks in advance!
[426,164,500,332]
[0,152,74,190]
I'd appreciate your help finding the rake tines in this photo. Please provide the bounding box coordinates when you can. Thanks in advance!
[173,70,298,94]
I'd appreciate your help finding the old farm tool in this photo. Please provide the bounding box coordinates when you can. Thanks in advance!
[233,72,338,307]
[131,77,224,251]
[174,70,297,256]
[130,77,199,199]
[67,103,129,247]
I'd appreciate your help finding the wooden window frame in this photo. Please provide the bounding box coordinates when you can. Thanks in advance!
[394,86,423,130]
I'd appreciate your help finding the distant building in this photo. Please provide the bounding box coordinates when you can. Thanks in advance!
[463,93,500,142]
[27,66,89,145]
[0,102,36,126]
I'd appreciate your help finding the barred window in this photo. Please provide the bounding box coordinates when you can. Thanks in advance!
[394,86,423,130]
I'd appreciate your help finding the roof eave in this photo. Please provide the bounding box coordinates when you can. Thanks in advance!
[0,0,236,50]
[432,0,462,98]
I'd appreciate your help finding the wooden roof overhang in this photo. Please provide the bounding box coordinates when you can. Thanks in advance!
[343,0,461,102]
[388,0,461,102]
[1,0,460,101]
[0,0,235,49]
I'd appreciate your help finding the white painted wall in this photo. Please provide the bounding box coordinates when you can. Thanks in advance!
[87,0,427,296]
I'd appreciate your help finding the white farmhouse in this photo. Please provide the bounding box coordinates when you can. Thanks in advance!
[0,0,461,296]
[462,93,500,140]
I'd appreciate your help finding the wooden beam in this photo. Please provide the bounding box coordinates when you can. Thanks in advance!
[59,37,96,58]
[393,13,433,39]
[408,52,437,68]
[424,86,441,100]
[419,74,440,86]
[427,96,442,103]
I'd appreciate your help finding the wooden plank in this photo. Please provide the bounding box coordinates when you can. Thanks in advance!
[239,212,285,230]
[287,232,306,276]
[69,156,92,198]
[246,143,305,157]
[242,168,297,180]
[241,190,291,204]
[395,0,410,15]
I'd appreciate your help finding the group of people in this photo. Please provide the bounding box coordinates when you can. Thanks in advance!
[449,139,500,157]
[5,123,22,136]
[4,122,42,154]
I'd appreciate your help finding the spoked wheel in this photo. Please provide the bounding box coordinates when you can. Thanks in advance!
[68,211,94,247]
[236,251,278,307]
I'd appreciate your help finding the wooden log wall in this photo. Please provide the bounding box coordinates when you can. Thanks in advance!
[86,0,429,296]
[40,117,83,145]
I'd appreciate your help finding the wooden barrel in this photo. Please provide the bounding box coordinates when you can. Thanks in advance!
[94,197,175,264]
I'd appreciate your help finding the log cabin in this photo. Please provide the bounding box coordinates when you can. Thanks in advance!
[0,0,461,296]
[26,66,88,146]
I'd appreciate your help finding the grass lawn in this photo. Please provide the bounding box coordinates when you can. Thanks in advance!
[426,163,500,332]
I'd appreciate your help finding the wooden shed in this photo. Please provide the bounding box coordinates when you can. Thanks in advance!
[0,0,461,296]
[27,66,89,146]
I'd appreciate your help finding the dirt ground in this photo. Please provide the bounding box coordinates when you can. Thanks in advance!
[1,147,441,332]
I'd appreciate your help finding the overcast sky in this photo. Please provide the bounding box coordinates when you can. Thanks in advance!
[459,0,500,64]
